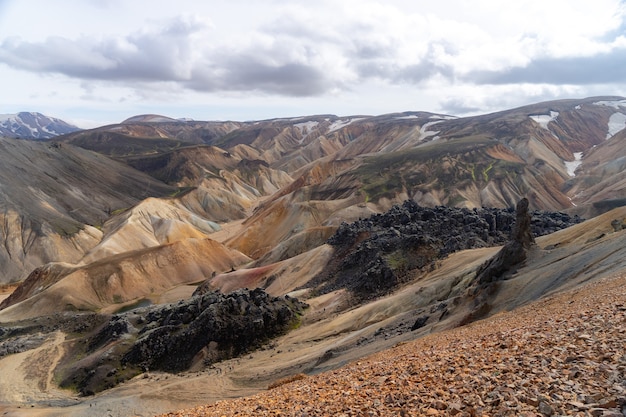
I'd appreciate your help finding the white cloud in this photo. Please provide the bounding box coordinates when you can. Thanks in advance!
[0,0,625,125]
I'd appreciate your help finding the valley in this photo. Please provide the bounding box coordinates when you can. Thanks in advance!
[0,96,625,416]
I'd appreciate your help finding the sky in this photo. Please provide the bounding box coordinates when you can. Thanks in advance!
[1,0,626,128]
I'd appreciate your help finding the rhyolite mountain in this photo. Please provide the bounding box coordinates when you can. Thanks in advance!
[0,138,178,284]
[0,112,80,139]
[55,97,626,215]
[0,97,625,416]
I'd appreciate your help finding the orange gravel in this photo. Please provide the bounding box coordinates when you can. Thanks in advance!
[159,273,626,417]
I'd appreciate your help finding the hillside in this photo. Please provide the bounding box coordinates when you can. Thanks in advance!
[161,270,626,417]
[0,204,624,416]
[0,138,176,284]
[56,118,244,157]
[75,97,625,266]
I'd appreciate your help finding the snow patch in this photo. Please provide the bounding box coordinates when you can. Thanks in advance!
[565,152,583,177]
[529,111,559,130]
[593,99,626,109]
[606,112,626,139]
[294,121,319,132]
[328,118,365,133]
[575,105,581,110]
[394,115,419,120]
[429,115,457,120]
[294,121,320,143]
[419,120,442,140]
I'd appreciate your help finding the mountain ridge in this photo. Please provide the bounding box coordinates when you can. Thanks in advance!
[0,112,80,139]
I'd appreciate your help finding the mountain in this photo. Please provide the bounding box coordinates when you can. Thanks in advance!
[0,138,177,284]
[57,118,245,156]
[0,97,625,415]
[0,112,80,139]
[55,97,626,218]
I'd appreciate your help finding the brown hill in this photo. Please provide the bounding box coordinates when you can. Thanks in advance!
[566,127,626,216]
[54,97,626,216]
[0,138,176,284]
[205,97,626,261]
[0,237,250,321]
[0,196,253,318]
[56,119,244,157]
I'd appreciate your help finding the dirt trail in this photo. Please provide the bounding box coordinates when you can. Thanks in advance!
[0,331,76,413]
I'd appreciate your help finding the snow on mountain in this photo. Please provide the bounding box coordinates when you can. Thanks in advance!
[327,117,365,132]
[606,112,626,139]
[593,99,626,109]
[529,111,559,130]
[565,152,583,177]
[0,112,80,139]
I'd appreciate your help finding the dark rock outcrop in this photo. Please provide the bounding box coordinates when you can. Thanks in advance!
[459,198,538,326]
[58,288,307,395]
[122,288,306,372]
[474,198,535,285]
[314,199,581,300]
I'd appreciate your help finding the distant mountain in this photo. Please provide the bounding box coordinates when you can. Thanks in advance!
[121,114,180,123]
[0,112,81,139]
[57,118,244,156]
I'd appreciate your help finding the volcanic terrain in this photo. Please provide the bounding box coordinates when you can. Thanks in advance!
[0,96,625,416]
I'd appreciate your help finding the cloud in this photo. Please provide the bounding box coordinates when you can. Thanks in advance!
[0,15,206,81]
[1,0,626,104]
[188,58,334,96]
[465,47,626,85]
[0,13,343,97]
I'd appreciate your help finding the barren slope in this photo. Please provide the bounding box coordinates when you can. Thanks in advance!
[0,237,251,321]
[1,97,626,416]
[0,138,176,284]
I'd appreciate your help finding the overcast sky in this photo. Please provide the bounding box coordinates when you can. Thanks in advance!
[1,0,625,128]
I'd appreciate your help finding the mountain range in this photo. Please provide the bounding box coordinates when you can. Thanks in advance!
[0,96,624,416]
[0,112,80,139]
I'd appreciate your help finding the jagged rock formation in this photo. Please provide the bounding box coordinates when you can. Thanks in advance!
[474,197,535,285]
[50,288,307,395]
[314,199,580,300]
[122,289,306,372]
